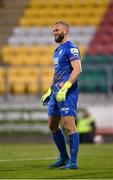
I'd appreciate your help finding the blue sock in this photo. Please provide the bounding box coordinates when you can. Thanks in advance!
[69,132,79,164]
[52,129,69,160]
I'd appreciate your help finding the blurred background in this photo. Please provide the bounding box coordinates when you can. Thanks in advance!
[0,0,113,144]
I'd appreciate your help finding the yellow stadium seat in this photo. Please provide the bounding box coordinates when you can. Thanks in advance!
[2,45,55,65]
[27,83,40,94]
[40,67,53,92]
[79,46,87,58]
[7,67,39,94]
[41,67,54,76]
[11,83,26,94]
[19,18,33,27]
[21,0,109,27]
[41,76,53,92]
[0,83,5,94]
[0,68,5,94]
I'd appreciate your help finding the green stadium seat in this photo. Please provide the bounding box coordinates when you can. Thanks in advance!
[79,68,107,93]
[83,55,113,65]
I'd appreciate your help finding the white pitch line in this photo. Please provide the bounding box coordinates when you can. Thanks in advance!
[0,157,57,162]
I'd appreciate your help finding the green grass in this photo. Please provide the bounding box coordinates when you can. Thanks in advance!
[0,143,113,179]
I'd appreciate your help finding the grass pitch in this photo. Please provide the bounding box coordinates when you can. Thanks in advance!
[0,143,113,179]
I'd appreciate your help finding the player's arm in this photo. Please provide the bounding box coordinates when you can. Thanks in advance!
[56,46,82,102]
[56,60,82,102]
[68,59,82,84]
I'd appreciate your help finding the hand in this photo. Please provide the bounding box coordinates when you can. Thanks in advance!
[56,81,72,102]
[41,88,52,106]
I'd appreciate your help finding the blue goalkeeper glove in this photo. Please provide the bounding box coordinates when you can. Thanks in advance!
[41,88,52,106]
[56,81,72,102]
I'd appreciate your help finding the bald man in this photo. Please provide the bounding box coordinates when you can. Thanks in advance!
[42,21,82,169]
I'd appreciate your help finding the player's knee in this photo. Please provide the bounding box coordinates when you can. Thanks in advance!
[63,124,76,134]
[64,126,72,134]
[49,124,54,132]
[62,117,77,134]
[48,124,59,133]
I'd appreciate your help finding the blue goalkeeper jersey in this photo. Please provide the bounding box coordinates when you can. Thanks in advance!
[53,41,80,93]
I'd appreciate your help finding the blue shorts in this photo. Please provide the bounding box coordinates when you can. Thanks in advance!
[48,88,79,117]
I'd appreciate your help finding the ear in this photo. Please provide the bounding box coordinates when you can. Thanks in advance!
[64,28,68,35]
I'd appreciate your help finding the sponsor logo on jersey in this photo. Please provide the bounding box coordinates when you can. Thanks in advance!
[54,57,59,67]
[70,48,79,56]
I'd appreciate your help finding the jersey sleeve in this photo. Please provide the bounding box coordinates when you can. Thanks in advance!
[66,46,81,62]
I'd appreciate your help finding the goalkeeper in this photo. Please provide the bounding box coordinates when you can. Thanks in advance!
[42,21,82,170]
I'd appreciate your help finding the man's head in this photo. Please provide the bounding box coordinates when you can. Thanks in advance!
[53,21,69,43]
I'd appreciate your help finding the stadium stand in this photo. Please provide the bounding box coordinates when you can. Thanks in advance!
[0,0,113,95]
[0,0,28,48]
[0,0,113,138]
[82,0,113,93]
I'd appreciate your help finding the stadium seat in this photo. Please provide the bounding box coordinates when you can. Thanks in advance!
[2,45,55,65]
[27,83,40,94]
[9,26,94,46]
[20,0,109,27]
[40,67,53,92]
[0,68,5,94]
[79,69,107,93]
[10,83,26,94]
[7,67,39,94]
[83,55,113,64]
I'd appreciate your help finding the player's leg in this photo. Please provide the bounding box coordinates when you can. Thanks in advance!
[48,116,69,160]
[61,116,79,169]
[48,116,69,168]
[58,89,79,169]
[48,94,69,168]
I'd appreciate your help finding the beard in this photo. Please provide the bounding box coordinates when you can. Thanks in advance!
[54,32,64,43]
